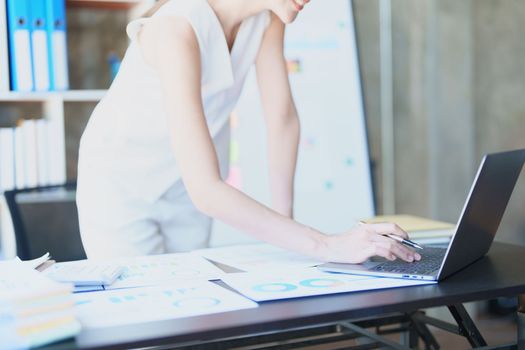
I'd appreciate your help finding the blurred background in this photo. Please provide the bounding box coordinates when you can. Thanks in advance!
[51,0,525,245]
[354,0,525,247]
[0,0,524,348]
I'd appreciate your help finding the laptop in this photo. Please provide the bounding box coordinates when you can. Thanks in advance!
[318,149,525,282]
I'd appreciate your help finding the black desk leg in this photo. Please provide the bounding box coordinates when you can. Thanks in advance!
[448,304,487,348]
[518,294,525,349]
[410,312,440,350]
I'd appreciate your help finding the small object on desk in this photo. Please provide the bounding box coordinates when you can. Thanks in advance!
[36,259,56,272]
[44,262,125,286]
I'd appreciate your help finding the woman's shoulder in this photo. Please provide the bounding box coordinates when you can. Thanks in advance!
[151,0,211,18]
[127,0,209,44]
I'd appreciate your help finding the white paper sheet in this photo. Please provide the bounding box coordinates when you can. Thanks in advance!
[104,253,225,290]
[222,268,436,302]
[73,282,257,328]
[195,244,322,272]
[6,253,51,270]
[0,261,70,297]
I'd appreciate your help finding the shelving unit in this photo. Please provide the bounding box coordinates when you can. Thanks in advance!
[0,89,106,184]
[0,89,107,102]
[67,0,142,10]
[0,90,106,259]
[0,0,152,258]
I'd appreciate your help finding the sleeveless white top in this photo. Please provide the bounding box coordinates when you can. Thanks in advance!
[78,0,270,203]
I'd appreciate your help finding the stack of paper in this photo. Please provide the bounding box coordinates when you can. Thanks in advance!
[362,215,455,244]
[0,262,80,349]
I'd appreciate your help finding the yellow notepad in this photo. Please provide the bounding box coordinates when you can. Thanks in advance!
[361,215,455,238]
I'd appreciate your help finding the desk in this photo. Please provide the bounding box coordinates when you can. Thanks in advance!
[42,242,525,349]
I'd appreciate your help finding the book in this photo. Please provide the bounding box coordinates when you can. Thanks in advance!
[14,120,26,188]
[0,127,16,192]
[22,119,39,188]
[36,118,50,186]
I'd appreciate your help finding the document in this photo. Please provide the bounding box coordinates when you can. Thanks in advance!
[0,260,66,295]
[222,268,436,302]
[195,243,322,272]
[7,252,51,269]
[104,253,225,290]
[74,282,258,328]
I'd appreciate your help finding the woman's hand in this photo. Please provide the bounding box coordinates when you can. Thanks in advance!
[319,223,422,264]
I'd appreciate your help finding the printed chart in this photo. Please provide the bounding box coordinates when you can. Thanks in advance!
[222,268,435,302]
[104,253,225,290]
[195,243,322,272]
[74,282,257,328]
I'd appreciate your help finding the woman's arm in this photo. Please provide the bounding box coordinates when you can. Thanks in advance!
[255,14,299,218]
[137,16,420,264]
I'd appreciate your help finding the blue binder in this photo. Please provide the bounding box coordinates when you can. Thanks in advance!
[6,0,33,92]
[0,0,11,92]
[45,0,68,91]
[30,0,51,91]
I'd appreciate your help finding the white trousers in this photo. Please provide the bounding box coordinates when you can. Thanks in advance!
[77,179,212,259]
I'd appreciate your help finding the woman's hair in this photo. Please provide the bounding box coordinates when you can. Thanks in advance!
[143,0,170,18]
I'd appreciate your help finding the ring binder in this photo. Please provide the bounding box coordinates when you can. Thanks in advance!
[30,0,51,91]
[46,0,68,91]
[6,0,34,92]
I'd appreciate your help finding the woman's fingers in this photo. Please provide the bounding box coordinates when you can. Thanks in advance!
[366,222,409,239]
[371,244,397,261]
[372,234,421,262]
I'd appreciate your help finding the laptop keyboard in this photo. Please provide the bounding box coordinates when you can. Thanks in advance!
[370,247,447,276]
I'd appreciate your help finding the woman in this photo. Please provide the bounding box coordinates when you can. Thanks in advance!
[77,0,420,264]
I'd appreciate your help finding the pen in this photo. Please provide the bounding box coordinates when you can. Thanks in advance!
[383,233,423,250]
[358,221,423,250]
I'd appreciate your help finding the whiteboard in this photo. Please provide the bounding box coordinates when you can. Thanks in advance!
[211,0,374,246]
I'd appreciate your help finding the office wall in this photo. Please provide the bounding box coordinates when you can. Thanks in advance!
[473,0,525,245]
[353,0,525,245]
